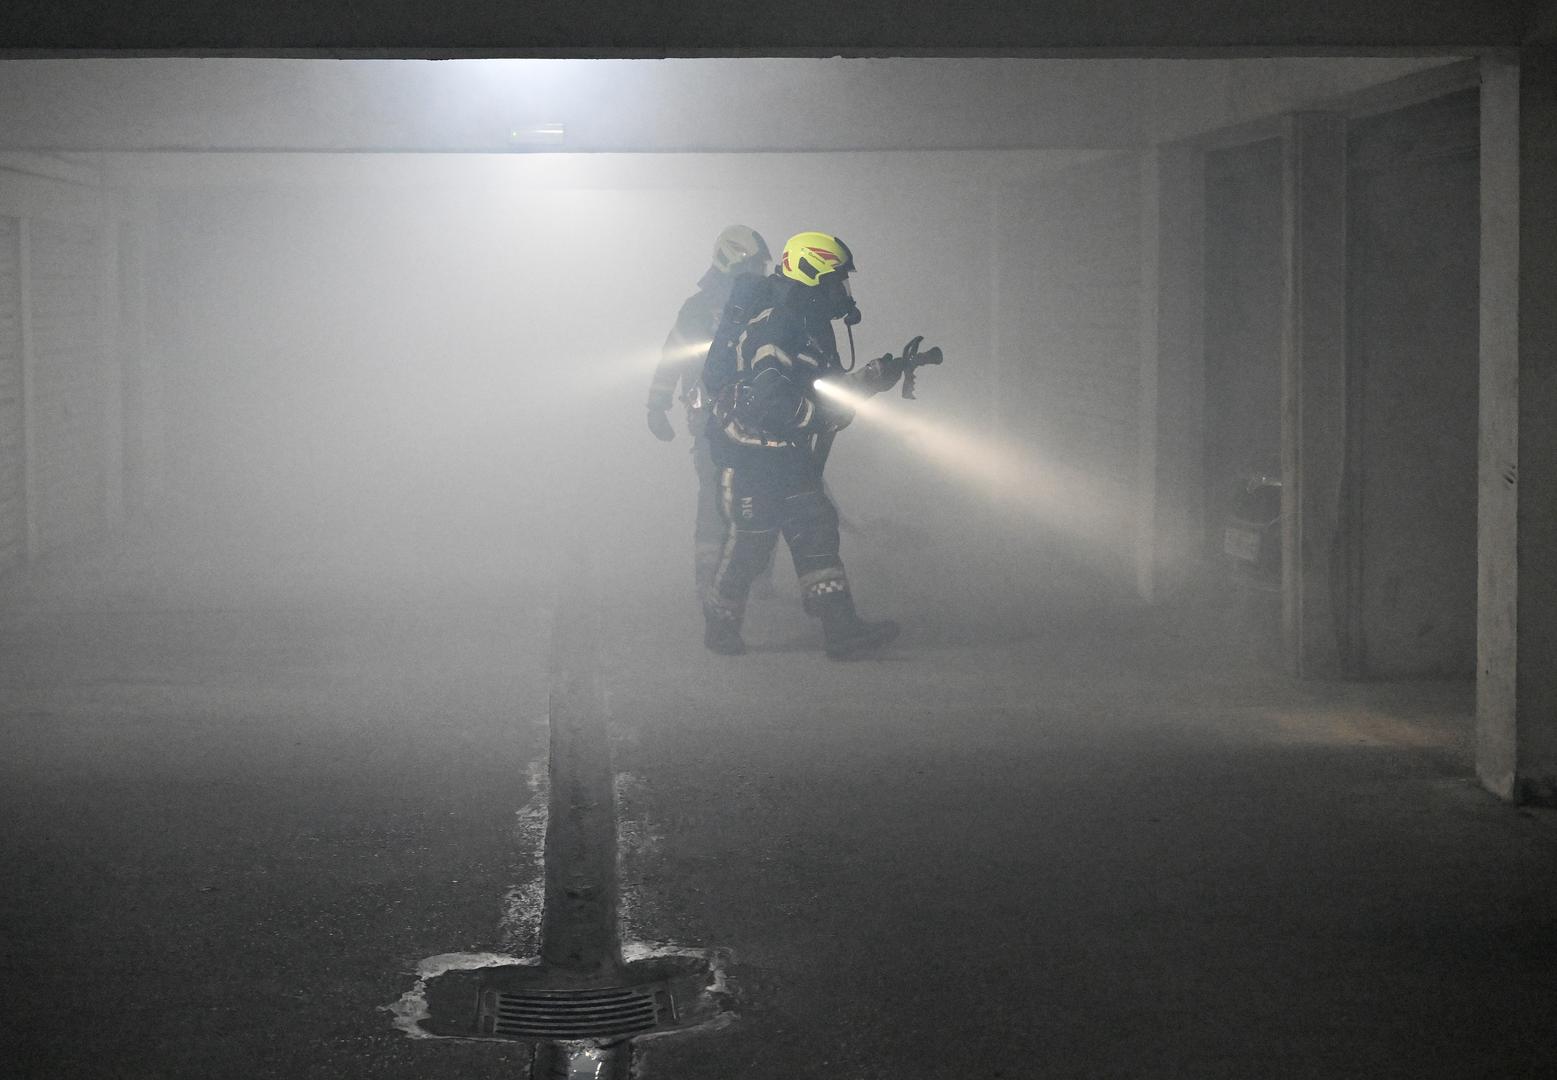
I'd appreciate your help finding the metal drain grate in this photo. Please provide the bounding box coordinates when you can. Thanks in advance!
[478,986,671,1040]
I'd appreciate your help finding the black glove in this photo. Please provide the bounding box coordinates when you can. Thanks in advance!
[858,352,906,394]
[647,408,675,442]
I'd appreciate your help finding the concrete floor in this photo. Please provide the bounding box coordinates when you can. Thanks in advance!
[2,537,1555,1079]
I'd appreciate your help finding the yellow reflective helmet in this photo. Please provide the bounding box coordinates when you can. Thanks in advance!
[779,232,855,286]
[711,224,770,275]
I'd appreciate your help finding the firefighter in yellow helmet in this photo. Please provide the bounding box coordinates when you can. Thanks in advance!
[647,225,771,595]
[700,231,913,659]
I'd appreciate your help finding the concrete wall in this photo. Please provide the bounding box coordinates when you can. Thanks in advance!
[25,215,109,553]
[0,216,22,575]
[114,214,159,520]
[0,157,148,575]
[1134,145,1205,602]
[994,152,1143,582]
[0,162,106,566]
[1177,79,1487,682]
[1202,138,1284,543]
[1346,90,1480,678]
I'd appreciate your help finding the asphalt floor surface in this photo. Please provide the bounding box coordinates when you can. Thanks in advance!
[3,546,1556,1079]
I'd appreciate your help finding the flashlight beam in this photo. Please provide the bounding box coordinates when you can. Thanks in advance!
[813,378,1131,539]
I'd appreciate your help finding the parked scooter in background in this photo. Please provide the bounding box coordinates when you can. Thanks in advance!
[1219,470,1284,666]
[1223,472,1282,591]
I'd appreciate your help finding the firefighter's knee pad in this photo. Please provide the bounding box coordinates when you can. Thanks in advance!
[782,488,842,569]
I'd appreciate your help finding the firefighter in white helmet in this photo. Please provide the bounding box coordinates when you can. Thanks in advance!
[646,225,771,595]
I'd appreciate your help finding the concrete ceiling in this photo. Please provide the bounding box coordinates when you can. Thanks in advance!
[0,0,1542,53]
[0,57,1462,155]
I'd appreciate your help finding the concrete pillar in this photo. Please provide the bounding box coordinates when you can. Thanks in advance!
[1136,145,1206,602]
[1520,50,1557,803]
[1478,49,1557,803]
[1478,55,1520,797]
[1279,113,1348,678]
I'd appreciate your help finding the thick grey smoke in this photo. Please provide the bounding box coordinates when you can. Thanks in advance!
[135,152,1061,617]
[48,56,1456,622]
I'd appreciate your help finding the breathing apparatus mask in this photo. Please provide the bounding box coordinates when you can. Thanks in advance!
[809,274,863,371]
[821,273,862,326]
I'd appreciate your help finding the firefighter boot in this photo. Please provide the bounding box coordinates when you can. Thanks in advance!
[702,602,747,656]
[816,590,899,660]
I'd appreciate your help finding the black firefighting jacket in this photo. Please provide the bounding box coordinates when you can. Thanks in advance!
[647,267,736,427]
[707,276,900,472]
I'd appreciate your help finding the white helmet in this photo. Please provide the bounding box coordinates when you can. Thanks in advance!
[711,224,771,275]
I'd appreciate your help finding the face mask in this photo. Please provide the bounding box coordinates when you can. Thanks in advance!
[826,275,861,324]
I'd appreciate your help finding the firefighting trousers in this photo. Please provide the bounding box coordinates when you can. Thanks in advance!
[705,462,848,620]
[691,434,726,591]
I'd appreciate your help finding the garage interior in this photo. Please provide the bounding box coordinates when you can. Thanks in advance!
[2,43,1556,1079]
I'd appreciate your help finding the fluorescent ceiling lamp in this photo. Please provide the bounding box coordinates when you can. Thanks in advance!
[508,123,565,147]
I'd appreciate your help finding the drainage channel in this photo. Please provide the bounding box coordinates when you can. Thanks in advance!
[392,565,729,1077]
